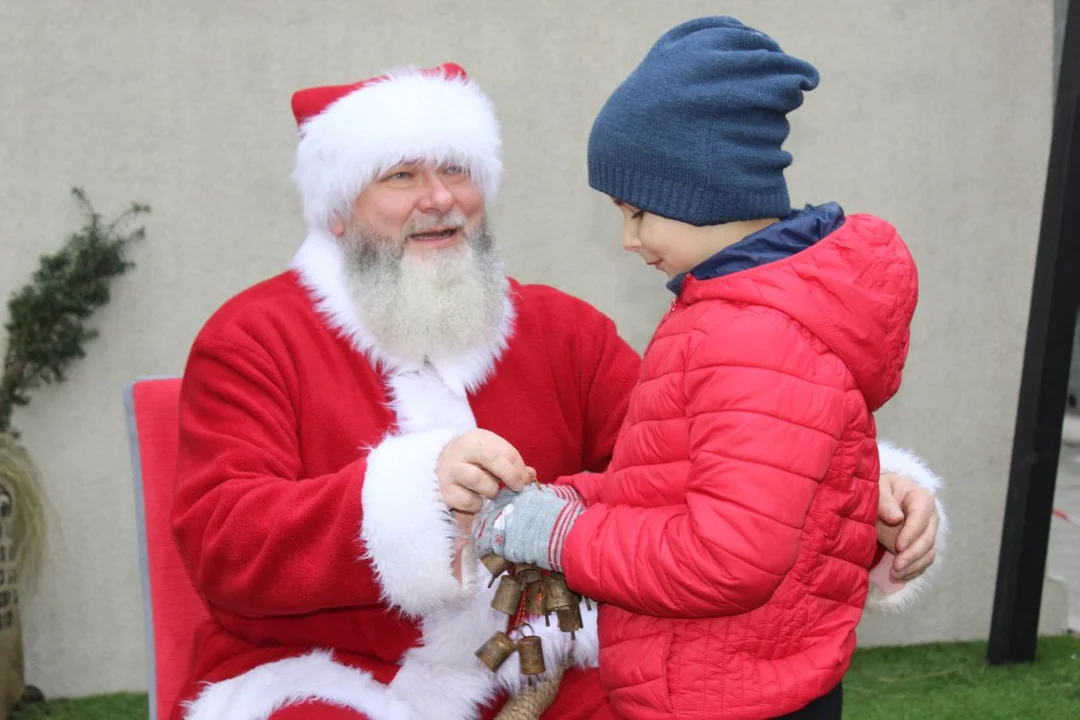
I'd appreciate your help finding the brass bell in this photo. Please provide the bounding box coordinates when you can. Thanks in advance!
[524,579,547,617]
[482,553,512,577]
[516,634,547,676]
[475,631,517,672]
[543,573,575,611]
[491,575,525,615]
[514,563,543,585]
[481,553,512,587]
[556,603,584,634]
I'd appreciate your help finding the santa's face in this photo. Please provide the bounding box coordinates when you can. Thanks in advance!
[333,166,506,362]
[334,161,486,257]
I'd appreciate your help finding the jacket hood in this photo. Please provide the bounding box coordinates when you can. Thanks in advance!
[681,213,918,410]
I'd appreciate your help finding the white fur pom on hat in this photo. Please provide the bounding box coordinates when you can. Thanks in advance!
[291,63,502,231]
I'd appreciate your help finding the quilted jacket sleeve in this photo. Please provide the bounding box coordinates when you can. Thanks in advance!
[561,309,849,618]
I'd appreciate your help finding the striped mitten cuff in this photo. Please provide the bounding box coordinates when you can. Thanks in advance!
[474,485,585,572]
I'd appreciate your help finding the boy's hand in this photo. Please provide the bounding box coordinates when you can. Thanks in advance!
[473,485,584,571]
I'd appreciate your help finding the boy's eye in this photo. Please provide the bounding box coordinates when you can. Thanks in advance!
[630,209,645,220]
[386,171,412,181]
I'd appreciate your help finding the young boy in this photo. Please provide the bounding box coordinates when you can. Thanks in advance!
[474,16,918,719]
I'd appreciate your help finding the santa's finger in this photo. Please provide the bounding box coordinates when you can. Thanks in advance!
[893,548,935,582]
[473,440,530,490]
[875,520,901,554]
[894,493,934,553]
[443,485,484,514]
[455,464,502,499]
[894,514,937,573]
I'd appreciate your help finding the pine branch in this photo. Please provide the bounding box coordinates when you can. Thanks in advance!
[0,188,150,435]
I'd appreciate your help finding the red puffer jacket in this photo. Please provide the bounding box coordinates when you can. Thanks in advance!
[559,212,918,719]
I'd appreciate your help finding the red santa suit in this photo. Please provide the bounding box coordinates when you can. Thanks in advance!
[170,63,945,720]
[171,229,639,719]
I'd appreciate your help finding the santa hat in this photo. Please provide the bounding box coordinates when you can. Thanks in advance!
[291,63,502,231]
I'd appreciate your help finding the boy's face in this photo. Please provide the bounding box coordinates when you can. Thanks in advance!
[611,199,732,278]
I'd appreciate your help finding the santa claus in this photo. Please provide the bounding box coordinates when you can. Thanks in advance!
[171,63,946,720]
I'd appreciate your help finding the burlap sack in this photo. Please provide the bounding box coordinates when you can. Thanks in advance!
[0,487,24,720]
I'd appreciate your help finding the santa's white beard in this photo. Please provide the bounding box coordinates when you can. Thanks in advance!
[341,218,508,363]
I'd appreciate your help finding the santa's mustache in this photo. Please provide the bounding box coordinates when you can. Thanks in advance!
[404,212,467,237]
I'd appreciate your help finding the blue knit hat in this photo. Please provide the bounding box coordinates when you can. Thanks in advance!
[587,17,820,226]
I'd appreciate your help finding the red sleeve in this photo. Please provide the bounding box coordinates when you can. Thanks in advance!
[172,337,465,620]
[556,306,640,505]
[561,310,847,618]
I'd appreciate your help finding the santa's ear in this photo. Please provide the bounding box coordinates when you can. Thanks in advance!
[329,217,346,237]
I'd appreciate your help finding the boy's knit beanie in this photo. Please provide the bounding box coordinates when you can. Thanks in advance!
[587,16,820,226]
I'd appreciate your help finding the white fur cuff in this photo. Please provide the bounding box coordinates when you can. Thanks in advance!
[867,440,949,613]
[360,428,470,617]
[877,440,943,493]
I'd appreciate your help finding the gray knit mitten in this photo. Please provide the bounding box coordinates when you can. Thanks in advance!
[473,485,584,572]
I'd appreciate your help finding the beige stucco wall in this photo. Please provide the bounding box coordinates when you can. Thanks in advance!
[0,0,1056,699]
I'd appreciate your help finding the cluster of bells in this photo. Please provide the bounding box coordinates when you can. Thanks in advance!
[474,552,592,678]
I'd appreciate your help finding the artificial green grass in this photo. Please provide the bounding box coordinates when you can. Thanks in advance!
[11,636,1080,719]
[12,691,148,719]
[844,635,1079,719]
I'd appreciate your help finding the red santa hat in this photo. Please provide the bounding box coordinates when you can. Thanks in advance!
[290,63,502,231]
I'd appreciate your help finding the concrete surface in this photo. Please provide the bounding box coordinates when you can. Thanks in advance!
[1049,414,1080,630]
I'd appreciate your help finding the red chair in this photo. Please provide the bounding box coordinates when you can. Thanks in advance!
[124,376,210,720]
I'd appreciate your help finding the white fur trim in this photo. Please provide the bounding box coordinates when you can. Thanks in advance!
[360,364,491,616]
[866,440,949,613]
[387,366,478,436]
[181,650,413,720]
[181,600,600,720]
[362,365,599,705]
[390,560,601,718]
[290,229,516,393]
[367,362,597,709]
[361,428,471,617]
[389,591,498,718]
[292,66,502,232]
[876,440,943,494]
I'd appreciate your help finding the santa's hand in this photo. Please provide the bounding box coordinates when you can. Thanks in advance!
[473,485,584,571]
[876,472,939,582]
[436,429,532,515]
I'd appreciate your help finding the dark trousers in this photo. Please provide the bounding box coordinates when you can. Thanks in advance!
[775,682,843,719]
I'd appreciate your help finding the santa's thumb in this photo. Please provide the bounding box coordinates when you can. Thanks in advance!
[879,483,904,525]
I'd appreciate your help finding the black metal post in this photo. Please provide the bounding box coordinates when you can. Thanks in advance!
[987,0,1080,665]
